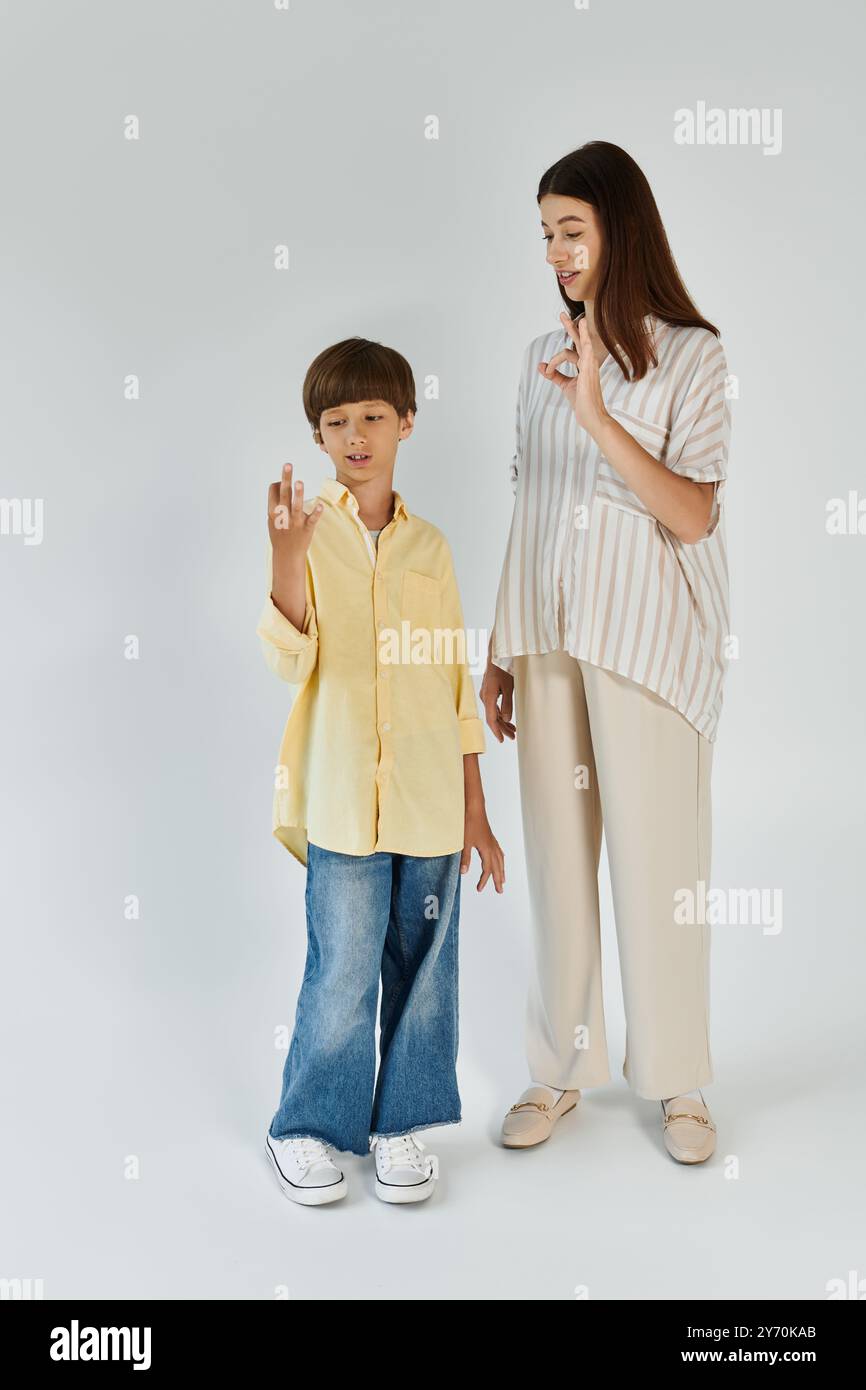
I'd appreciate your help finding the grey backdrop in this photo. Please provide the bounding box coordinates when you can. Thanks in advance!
[2,0,863,1300]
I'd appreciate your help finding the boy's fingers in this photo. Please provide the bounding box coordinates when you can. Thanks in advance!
[476,863,491,891]
[268,481,291,531]
[501,688,513,723]
[460,846,471,874]
[305,502,324,528]
[278,462,293,511]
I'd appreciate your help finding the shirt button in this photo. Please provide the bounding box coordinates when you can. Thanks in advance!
[380,669,389,679]
[382,722,391,732]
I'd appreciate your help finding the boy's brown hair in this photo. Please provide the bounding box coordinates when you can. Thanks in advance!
[303,337,418,443]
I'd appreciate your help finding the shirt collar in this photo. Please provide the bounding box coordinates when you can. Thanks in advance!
[319,475,410,521]
[567,311,662,374]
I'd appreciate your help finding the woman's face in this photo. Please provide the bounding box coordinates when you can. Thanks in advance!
[539,194,603,302]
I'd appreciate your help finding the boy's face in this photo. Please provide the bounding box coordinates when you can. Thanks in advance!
[316,400,414,485]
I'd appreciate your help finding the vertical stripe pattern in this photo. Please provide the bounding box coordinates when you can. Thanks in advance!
[491,314,732,741]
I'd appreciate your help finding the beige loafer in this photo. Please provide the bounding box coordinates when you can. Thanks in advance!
[500,1086,581,1149]
[661,1094,717,1164]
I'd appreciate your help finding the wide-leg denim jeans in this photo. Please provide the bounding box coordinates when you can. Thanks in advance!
[268,842,462,1155]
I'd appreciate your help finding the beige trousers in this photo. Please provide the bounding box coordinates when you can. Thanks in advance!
[513,651,714,1100]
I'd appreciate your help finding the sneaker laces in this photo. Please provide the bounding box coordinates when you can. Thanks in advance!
[375,1133,433,1176]
[286,1136,336,1169]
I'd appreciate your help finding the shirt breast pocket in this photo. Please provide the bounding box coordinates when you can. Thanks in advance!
[401,569,443,633]
[595,410,670,520]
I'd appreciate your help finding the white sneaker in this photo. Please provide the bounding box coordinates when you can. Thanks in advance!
[371,1134,437,1204]
[265,1133,347,1206]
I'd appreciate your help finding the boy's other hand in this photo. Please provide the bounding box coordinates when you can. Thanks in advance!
[480,660,516,743]
[268,462,323,562]
[461,810,505,894]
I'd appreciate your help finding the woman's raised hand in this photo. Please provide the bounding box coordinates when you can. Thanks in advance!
[538,312,609,436]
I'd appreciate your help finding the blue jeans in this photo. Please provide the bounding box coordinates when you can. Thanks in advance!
[268,843,462,1156]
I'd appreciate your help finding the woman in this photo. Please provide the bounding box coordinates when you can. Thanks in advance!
[482,141,732,1164]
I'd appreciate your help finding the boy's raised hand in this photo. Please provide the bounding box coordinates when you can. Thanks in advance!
[268,462,323,630]
[268,462,323,561]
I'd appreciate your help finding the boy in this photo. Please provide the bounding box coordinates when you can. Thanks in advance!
[258,336,504,1205]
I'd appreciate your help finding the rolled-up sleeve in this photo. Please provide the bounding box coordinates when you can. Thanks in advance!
[256,542,319,685]
[667,334,731,540]
[440,545,486,755]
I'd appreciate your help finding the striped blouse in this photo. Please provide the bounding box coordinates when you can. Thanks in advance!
[490,313,732,741]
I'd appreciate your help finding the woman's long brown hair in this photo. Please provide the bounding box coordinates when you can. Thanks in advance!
[538,141,719,381]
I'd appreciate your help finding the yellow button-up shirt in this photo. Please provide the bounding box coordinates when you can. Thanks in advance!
[257,477,486,865]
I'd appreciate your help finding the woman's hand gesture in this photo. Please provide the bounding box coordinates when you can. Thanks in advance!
[538,312,610,437]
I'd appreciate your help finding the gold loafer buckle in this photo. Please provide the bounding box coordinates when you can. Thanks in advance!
[664,1110,715,1131]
